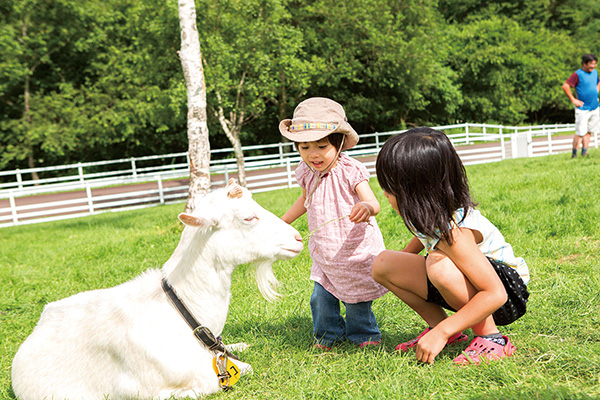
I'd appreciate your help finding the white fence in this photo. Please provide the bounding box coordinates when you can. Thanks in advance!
[0,122,595,228]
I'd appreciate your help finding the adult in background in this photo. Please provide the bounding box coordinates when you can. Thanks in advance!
[562,53,600,158]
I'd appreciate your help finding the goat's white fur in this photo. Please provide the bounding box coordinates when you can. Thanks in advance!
[11,181,303,400]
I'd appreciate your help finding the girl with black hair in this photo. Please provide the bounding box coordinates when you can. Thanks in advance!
[373,127,530,365]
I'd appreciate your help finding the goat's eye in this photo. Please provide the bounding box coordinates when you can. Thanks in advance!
[243,216,259,224]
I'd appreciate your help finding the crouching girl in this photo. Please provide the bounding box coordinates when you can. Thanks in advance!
[372,127,530,365]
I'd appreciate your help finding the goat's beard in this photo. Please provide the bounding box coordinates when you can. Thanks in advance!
[255,261,280,302]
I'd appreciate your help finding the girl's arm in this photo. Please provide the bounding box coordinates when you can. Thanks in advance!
[281,189,307,224]
[416,227,507,364]
[403,236,424,254]
[349,180,380,223]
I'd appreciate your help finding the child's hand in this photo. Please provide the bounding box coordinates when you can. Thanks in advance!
[349,202,373,223]
[414,328,448,364]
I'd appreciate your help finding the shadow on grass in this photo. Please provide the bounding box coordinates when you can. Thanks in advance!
[6,384,16,400]
[225,315,471,360]
[379,326,470,359]
[224,314,314,350]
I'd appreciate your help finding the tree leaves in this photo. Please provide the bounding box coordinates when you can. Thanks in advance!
[0,0,597,171]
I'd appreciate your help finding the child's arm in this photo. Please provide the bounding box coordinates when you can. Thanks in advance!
[416,227,507,364]
[281,189,307,224]
[403,237,424,254]
[349,180,380,223]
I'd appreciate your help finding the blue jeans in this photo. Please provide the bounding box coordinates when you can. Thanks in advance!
[310,282,381,347]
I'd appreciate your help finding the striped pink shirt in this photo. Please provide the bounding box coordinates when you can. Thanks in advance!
[296,153,388,303]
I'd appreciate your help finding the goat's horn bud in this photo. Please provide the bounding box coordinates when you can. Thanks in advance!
[227,185,243,199]
[226,178,243,198]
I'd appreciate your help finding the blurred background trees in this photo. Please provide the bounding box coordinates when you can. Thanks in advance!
[1,0,599,171]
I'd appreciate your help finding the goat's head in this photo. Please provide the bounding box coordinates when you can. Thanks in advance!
[177,180,303,300]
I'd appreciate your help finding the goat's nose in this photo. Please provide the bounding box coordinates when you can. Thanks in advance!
[295,233,302,242]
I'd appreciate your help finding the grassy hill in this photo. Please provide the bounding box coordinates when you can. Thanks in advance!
[1,151,599,399]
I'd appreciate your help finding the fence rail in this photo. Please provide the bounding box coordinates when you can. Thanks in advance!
[1,122,596,228]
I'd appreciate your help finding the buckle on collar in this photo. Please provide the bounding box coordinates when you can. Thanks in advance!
[193,326,222,351]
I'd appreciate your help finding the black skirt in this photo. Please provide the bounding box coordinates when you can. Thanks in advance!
[426,257,529,326]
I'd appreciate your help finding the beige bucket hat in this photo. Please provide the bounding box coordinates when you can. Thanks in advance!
[279,97,359,150]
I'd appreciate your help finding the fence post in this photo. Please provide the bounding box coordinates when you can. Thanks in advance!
[375,132,380,150]
[286,158,292,188]
[278,143,284,166]
[547,126,553,155]
[131,158,137,178]
[465,123,470,144]
[16,169,23,189]
[86,185,94,214]
[500,127,506,160]
[223,165,229,186]
[157,175,165,204]
[9,191,18,225]
[78,163,84,183]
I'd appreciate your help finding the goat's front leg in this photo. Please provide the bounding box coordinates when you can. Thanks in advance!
[224,343,253,377]
[230,358,253,377]
[226,342,249,352]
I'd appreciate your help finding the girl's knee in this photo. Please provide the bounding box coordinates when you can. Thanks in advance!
[372,250,393,282]
[426,253,463,290]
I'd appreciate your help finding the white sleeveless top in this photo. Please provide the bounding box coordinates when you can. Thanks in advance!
[414,208,530,285]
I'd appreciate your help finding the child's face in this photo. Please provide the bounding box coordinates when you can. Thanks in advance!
[383,190,399,214]
[297,138,338,172]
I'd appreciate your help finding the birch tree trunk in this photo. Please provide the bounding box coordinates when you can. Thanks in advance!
[178,0,211,212]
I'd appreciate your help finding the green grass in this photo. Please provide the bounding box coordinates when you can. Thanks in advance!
[2,151,600,399]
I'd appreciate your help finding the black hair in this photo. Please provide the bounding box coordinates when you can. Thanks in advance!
[375,127,476,244]
[293,132,345,151]
[582,54,598,64]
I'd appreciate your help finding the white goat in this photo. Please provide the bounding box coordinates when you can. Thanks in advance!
[11,180,303,400]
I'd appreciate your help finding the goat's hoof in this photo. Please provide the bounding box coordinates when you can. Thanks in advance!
[231,359,253,376]
[226,342,250,352]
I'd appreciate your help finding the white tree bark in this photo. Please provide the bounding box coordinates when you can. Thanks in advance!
[214,89,247,187]
[178,0,211,212]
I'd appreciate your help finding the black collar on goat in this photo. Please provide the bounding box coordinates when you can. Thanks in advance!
[161,278,238,360]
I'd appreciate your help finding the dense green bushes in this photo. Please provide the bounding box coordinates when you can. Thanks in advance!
[1,0,599,171]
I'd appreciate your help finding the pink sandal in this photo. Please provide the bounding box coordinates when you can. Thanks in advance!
[358,340,381,349]
[453,335,516,365]
[313,343,332,351]
[396,327,468,352]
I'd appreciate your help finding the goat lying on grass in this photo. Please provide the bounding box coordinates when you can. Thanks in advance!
[12,180,303,400]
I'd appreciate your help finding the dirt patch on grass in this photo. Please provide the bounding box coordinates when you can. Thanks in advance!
[558,254,581,264]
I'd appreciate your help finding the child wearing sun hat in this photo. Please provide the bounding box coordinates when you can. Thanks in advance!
[280,97,388,350]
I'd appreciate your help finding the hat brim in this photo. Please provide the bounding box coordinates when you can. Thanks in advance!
[279,119,359,150]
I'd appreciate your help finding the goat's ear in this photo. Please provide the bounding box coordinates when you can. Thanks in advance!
[178,213,213,228]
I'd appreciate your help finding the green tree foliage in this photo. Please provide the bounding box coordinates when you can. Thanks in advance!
[71,0,186,159]
[446,17,575,124]
[0,0,599,171]
[197,0,315,150]
[291,0,462,131]
[0,0,186,170]
[0,0,105,169]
